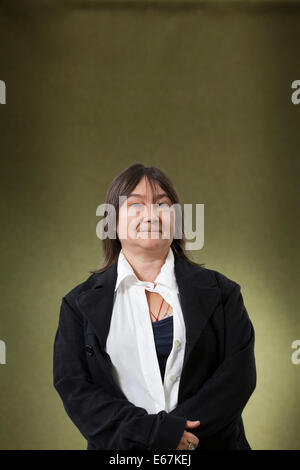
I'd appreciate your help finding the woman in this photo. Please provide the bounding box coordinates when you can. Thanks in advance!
[53,163,256,450]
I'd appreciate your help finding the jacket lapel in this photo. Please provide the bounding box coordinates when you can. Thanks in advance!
[76,260,118,351]
[174,256,221,373]
[76,252,221,379]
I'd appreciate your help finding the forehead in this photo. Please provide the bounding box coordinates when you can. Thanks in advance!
[127,178,168,199]
[132,177,161,192]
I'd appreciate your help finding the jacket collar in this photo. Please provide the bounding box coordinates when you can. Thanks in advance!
[114,246,179,293]
[76,249,221,393]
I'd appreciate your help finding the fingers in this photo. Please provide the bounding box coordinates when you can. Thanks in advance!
[185,431,199,444]
[176,424,200,450]
[186,432,199,449]
[182,431,199,450]
[185,420,200,428]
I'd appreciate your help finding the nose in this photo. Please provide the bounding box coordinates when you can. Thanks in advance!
[141,204,160,225]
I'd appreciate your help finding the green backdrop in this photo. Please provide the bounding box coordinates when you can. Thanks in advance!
[0,0,299,450]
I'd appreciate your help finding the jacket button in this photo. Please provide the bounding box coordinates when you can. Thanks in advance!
[85,345,94,356]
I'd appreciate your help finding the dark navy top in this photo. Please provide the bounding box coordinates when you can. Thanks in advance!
[151,315,174,381]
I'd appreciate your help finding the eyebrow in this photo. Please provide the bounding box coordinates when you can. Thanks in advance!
[127,193,170,201]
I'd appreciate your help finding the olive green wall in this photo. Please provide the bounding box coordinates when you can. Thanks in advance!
[0,0,299,450]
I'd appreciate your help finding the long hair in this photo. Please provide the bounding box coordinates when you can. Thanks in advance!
[89,163,205,274]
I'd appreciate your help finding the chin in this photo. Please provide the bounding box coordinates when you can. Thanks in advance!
[136,237,162,244]
[136,239,170,250]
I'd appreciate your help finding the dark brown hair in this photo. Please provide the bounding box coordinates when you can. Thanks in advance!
[89,163,205,274]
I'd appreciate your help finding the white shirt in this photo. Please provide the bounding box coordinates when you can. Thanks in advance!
[104,246,186,414]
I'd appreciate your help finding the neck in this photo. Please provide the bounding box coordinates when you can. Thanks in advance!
[121,246,170,282]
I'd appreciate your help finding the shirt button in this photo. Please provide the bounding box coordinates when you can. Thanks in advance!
[85,345,94,356]
[175,339,181,348]
[170,375,178,382]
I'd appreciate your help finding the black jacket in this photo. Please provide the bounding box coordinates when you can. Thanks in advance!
[53,251,256,450]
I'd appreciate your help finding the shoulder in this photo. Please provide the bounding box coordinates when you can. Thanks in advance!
[184,256,240,288]
[61,272,101,307]
[176,254,241,293]
[206,267,240,291]
[192,266,245,313]
[186,261,241,299]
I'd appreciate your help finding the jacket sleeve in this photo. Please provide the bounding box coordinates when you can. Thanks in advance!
[53,295,187,450]
[169,280,257,440]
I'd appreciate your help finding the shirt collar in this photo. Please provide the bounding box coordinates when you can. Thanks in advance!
[114,246,179,293]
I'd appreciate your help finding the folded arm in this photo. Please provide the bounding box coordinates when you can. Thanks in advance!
[169,281,257,440]
[53,296,187,450]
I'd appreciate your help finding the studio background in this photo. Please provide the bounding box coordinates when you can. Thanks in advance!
[0,0,299,450]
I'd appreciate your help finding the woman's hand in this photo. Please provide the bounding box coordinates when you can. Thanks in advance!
[176,420,200,450]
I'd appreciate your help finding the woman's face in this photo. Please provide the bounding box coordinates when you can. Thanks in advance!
[117,177,175,253]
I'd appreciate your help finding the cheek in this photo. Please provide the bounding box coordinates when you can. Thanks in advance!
[118,211,140,238]
[118,208,130,225]
[117,211,128,237]
[127,216,140,237]
[160,210,174,228]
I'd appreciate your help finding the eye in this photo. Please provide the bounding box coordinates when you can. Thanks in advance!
[158,202,170,208]
[130,202,142,207]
